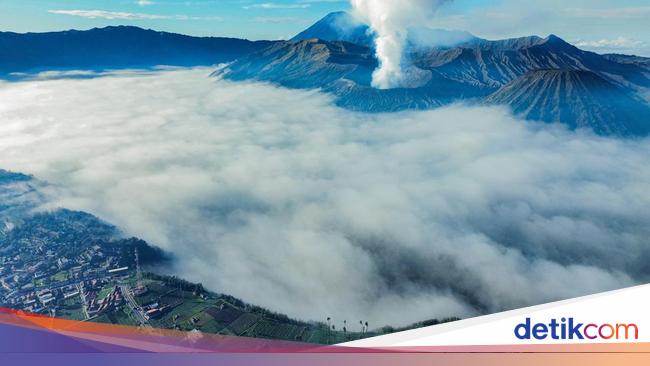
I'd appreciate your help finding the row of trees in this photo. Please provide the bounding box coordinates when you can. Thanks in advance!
[324,317,371,343]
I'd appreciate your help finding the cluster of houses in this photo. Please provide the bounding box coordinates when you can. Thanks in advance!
[0,233,139,319]
[1,284,80,314]
[81,281,125,318]
[142,301,173,320]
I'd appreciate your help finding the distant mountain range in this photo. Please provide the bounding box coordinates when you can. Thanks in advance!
[1,12,649,136]
[0,26,273,74]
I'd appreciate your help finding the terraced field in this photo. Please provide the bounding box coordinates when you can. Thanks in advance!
[83,275,458,344]
[228,313,260,335]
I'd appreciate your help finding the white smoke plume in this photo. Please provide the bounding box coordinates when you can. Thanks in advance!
[351,0,452,89]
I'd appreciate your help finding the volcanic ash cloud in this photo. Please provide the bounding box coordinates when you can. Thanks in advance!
[351,0,453,89]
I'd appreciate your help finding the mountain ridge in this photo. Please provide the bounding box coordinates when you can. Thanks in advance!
[218,12,650,136]
[0,25,276,74]
[485,69,650,136]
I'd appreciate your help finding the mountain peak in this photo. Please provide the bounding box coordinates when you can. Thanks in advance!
[294,11,478,49]
[292,11,372,46]
[322,11,349,19]
[0,27,274,75]
[485,69,650,136]
[542,34,573,48]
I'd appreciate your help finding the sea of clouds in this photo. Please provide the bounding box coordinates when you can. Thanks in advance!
[1,68,650,327]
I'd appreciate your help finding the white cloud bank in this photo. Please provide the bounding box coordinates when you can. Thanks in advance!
[1,69,650,327]
[47,10,223,21]
[574,37,649,55]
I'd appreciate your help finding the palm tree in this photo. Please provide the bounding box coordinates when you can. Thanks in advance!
[326,317,332,344]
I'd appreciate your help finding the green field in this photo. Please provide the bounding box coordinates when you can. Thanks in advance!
[94,308,138,326]
[125,278,374,343]
[135,281,227,332]
[228,313,260,335]
[34,278,46,287]
[58,295,86,321]
[75,275,458,345]
[97,282,117,299]
[51,271,68,282]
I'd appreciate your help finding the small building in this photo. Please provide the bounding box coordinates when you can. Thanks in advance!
[108,267,129,275]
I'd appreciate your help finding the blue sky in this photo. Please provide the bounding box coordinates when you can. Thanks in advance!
[1,0,649,55]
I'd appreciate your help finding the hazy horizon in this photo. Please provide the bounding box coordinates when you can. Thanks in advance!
[1,0,649,56]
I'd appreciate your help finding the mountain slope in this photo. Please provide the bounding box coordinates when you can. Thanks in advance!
[411,35,650,90]
[485,69,650,136]
[603,54,650,73]
[221,18,650,136]
[219,38,376,88]
[220,35,650,108]
[218,38,492,111]
[291,13,650,92]
[603,54,650,66]
[0,26,275,74]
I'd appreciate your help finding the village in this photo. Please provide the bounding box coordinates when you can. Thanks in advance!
[0,208,451,344]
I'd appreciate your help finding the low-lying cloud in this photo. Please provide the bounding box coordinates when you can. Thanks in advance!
[1,69,650,327]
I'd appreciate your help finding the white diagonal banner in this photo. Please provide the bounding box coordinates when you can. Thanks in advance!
[344,284,649,347]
